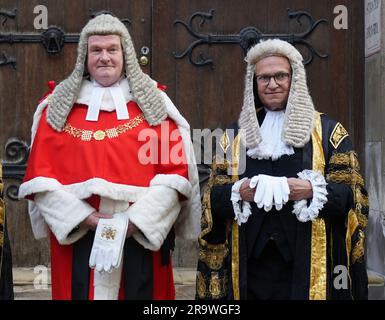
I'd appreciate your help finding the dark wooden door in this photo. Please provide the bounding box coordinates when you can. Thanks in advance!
[152,0,364,267]
[0,0,364,267]
[152,0,364,154]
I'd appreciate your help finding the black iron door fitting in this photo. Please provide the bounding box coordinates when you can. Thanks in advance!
[0,9,130,68]
[174,9,328,67]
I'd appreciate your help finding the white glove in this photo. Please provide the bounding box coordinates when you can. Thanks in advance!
[251,175,273,211]
[272,176,290,211]
[89,212,129,274]
[250,175,290,212]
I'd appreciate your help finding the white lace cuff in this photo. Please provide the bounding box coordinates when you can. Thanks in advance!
[292,170,328,222]
[231,178,252,226]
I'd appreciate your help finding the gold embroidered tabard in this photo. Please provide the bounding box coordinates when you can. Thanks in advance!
[199,242,229,270]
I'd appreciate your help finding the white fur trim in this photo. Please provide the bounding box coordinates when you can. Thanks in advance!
[150,174,192,198]
[27,201,49,239]
[34,190,94,244]
[19,177,147,241]
[19,177,148,202]
[292,170,328,222]
[31,98,49,145]
[161,91,202,240]
[129,185,181,251]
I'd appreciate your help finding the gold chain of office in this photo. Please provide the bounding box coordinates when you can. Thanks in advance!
[63,113,145,141]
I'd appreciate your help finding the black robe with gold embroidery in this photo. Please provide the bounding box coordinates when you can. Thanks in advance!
[196,110,368,300]
[0,164,14,300]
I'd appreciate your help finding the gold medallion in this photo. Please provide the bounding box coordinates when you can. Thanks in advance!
[93,130,106,141]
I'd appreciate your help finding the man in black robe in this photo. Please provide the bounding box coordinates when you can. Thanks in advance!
[196,39,368,300]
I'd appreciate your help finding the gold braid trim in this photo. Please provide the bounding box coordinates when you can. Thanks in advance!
[352,230,365,264]
[329,151,360,171]
[356,212,368,229]
[346,209,358,286]
[328,151,369,229]
[199,156,231,241]
[199,181,214,240]
[354,191,368,229]
[0,202,3,227]
[327,154,369,231]
[354,188,369,208]
[309,112,327,300]
[230,133,242,300]
[327,170,364,187]
[346,209,365,267]
[63,113,145,141]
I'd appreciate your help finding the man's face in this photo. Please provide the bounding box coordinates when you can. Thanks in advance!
[87,35,124,87]
[255,56,291,111]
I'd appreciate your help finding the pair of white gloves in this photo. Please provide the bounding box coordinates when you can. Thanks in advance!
[249,174,290,212]
[89,212,129,274]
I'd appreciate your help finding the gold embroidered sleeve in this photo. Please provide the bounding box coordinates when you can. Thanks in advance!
[327,151,368,229]
[327,150,368,267]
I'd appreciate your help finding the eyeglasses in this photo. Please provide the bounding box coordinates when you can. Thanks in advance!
[256,72,291,86]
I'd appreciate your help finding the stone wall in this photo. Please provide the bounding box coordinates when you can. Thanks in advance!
[365,2,385,287]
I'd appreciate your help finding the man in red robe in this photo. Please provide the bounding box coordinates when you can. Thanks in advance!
[19,13,201,300]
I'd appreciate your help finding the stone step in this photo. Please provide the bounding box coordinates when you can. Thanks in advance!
[12,267,196,300]
[13,267,196,285]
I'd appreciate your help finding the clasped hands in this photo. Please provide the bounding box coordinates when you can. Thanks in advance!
[239,175,313,212]
[81,211,138,274]
[80,212,138,238]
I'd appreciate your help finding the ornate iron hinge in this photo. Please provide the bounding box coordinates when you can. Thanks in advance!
[1,138,30,201]
[0,51,16,69]
[0,9,131,68]
[0,8,16,25]
[174,9,328,67]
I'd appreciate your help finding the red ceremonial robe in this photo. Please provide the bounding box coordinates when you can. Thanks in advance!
[23,97,188,300]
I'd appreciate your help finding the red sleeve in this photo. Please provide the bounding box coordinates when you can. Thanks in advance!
[156,118,188,180]
[23,109,56,183]
[157,83,167,92]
